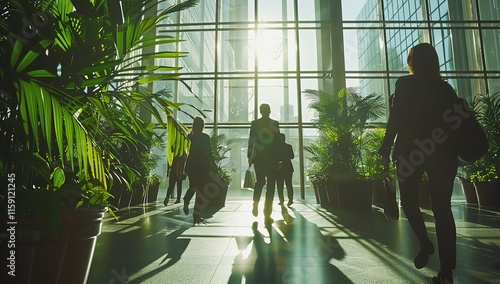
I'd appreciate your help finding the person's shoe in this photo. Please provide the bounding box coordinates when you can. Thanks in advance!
[163,197,169,206]
[174,199,181,204]
[414,240,434,269]
[193,213,204,225]
[183,202,189,215]
[432,270,453,284]
[252,202,258,217]
[287,200,293,206]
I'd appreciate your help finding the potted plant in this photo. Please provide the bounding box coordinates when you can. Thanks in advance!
[470,92,500,208]
[303,87,385,216]
[146,173,164,203]
[0,0,199,283]
[360,127,390,207]
[305,136,333,209]
[204,130,235,209]
[457,164,479,204]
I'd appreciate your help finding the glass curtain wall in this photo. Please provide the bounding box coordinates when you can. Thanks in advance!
[153,0,500,199]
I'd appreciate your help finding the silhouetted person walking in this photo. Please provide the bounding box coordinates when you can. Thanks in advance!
[379,43,459,284]
[164,152,187,206]
[248,103,280,226]
[276,133,294,207]
[183,117,215,225]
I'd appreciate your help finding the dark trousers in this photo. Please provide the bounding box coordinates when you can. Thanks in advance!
[277,170,293,203]
[397,155,458,270]
[184,174,207,214]
[253,162,277,218]
[166,178,182,200]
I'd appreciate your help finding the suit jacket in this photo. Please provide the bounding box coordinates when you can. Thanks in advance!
[379,75,458,162]
[185,132,215,178]
[247,116,280,165]
[168,154,187,181]
[277,142,294,173]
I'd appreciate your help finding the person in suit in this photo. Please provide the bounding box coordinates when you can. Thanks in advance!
[248,103,280,226]
[276,133,294,207]
[379,43,459,284]
[183,116,216,225]
[164,152,187,206]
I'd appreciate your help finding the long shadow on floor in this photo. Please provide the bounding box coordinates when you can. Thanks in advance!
[228,206,351,284]
[88,204,192,283]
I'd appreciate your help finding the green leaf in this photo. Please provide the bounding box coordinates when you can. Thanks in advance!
[51,167,66,189]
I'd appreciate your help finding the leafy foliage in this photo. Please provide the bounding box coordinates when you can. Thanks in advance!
[303,87,385,181]
[210,130,235,183]
[0,0,200,227]
[466,92,500,182]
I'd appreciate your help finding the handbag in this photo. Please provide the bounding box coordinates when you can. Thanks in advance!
[450,98,489,166]
[383,166,399,220]
[243,166,256,189]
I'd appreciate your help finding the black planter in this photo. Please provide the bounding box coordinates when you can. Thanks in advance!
[336,180,373,217]
[326,177,338,212]
[460,179,478,204]
[13,209,106,284]
[312,183,321,204]
[203,173,229,210]
[474,180,500,209]
[146,182,161,203]
[316,182,329,209]
[129,184,144,206]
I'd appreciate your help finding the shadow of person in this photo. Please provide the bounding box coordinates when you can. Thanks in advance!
[228,209,352,284]
[88,203,192,284]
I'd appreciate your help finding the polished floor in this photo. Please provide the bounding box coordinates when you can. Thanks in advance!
[88,188,500,284]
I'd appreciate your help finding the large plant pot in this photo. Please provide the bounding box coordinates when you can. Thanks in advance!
[336,180,373,217]
[419,180,432,209]
[203,173,229,210]
[312,183,321,204]
[129,184,144,206]
[474,180,500,209]
[14,209,106,284]
[146,182,161,203]
[326,177,338,212]
[460,179,478,204]
[317,182,329,209]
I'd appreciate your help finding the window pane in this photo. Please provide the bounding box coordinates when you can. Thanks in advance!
[342,0,376,21]
[482,28,500,71]
[220,0,254,22]
[345,29,386,72]
[298,0,320,21]
[298,30,321,71]
[257,0,295,21]
[300,78,323,123]
[218,30,254,73]
[178,0,216,23]
[177,80,215,124]
[177,31,216,73]
[217,79,254,123]
[444,77,487,102]
[256,29,296,72]
[488,77,500,95]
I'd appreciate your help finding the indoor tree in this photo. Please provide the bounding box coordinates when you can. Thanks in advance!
[0,0,200,226]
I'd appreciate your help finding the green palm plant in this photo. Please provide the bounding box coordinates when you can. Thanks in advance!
[0,0,200,227]
[303,87,385,181]
[469,91,500,182]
